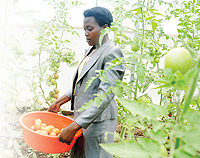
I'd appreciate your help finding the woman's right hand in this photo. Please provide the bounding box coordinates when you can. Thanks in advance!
[48,102,60,113]
[47,94,71,113]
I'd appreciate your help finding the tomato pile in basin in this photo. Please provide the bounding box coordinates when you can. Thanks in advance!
[19,111,82,154]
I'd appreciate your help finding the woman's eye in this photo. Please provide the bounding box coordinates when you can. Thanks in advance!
[88,28,92,31]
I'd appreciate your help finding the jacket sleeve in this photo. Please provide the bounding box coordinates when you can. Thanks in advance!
[75,47,125,129]
[66,89,72,99]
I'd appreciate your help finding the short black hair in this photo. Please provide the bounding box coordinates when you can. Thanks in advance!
[83,7,113,27]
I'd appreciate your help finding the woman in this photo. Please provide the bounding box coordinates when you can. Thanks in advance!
[48,7,125,158]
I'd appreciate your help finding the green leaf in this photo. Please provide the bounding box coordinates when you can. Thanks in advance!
[182,144,198,156]
[94,97,102,108]
[112,86,123,98]
[99,28,110,46]
[99,73,108,83]
[184,111,200,129]
[149,129,166,144]
[94,93,107,108]
[182,129,200,148]
[123,84,132,98]
[100,138,162,158]
[100,140,147,158]
[137,138,161,157]
[84,76,97,92]
[152,20,158,32]
[136,64,146,84]
[77,99,94,112]
[118,98,168,120]
[174,149,194,158]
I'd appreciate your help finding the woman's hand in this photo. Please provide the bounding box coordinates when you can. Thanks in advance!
[47,94,71,113]
[58,122,81,145]
[48,102,60,113]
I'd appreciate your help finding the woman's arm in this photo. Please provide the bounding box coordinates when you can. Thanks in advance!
[48,94,71,113]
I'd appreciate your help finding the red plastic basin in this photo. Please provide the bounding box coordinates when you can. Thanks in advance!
[19,111,82,154]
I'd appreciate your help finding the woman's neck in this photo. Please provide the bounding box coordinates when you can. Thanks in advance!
[95,34,109,49]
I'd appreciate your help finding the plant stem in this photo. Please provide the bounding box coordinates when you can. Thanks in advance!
[120,126,126,139]
[159,92,163,105]
[176,89,181,124]
[181,55,200,117]
[134,78,139,100]
[140,7,144,55]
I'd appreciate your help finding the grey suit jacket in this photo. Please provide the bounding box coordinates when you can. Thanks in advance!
[66,40,125,129]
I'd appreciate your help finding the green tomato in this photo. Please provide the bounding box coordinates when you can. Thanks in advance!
[154,57,160,63]
[150,58,155,64]
[164,47,192,74]
[137,96,150,104]
[50,98,56,103]
[48,76,52,81]
[115,36,121,41]
[47,96,51,100]
[131,43,140,52]
[50,79,56,85]
[55,63,60,68]
[53,73,59,79]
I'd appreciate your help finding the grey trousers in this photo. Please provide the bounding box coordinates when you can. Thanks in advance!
[70,119,117,158]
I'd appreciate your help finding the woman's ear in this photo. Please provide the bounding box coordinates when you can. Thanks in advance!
[102,24,108,29]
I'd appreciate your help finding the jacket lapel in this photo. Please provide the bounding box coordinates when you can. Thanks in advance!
[76,40,111,83]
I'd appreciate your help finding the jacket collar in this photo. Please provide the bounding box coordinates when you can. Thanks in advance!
[76,40,111,83]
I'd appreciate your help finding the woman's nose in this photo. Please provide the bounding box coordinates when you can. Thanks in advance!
[85,30,89,36]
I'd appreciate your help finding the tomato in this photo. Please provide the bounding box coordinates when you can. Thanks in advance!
[150,58,155,64]
[52,94,58,99]
[49,131,57,136]
[43,126,52,134]
[137,96,150,104]
[164,47,192,74]
[55,63,60,68]
[52,128,60,135]
[41,123,47,130]
[40,130,48,135]
[35,119,42,122]
[36,130,42,133]
[47,76,52,81]
[47,96,51,100]
[50,79,56,85]
[154,57,160,63]
[49,125,55,130]
[54,73,59,79]
[54,88,59,94]
[34,119,42,130]
[50,98,56,103]
[131,43,140,52]
[115,36,121,42]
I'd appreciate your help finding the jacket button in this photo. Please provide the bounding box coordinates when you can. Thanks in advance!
[76,83,80,87]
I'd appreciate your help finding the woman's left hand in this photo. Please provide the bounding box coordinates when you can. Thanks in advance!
[58,121,81,145]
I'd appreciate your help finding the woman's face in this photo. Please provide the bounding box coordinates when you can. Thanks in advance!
[83,17,103,46]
